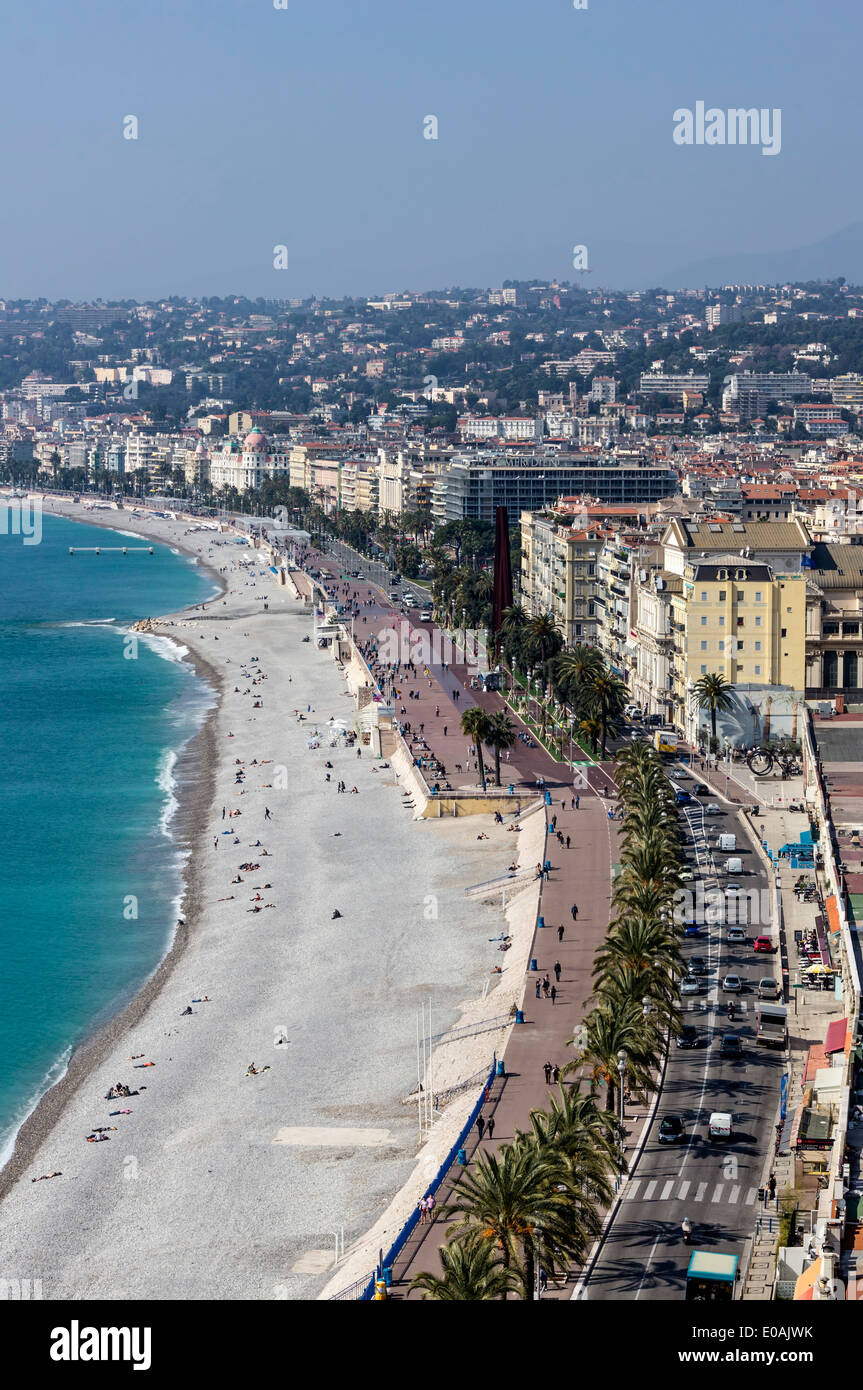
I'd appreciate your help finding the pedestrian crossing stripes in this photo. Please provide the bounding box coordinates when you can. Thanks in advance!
[623,1176,762,1207]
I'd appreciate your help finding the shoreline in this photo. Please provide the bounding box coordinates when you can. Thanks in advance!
[0,500,227,1200]
[0,495,524,1299]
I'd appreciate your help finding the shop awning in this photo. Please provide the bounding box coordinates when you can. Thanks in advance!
[824,1018,848,1056]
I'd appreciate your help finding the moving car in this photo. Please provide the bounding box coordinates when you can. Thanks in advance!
[753,936,773,954]
[726,926,746,944]
[704,803,722,816]
[708,1111,734,1141]
[722,974,743,991]
[676,1025,700,1049]
[719,1034,743,1058]
[419,609,432,622]
[658,1115,686,1144]
[675,790,693,805]
[692,783,710,796]
[758,977,780,999]
[688,956,708,975]
[725,883,742,897]
[680,974,702,995]
[623,704,641,720]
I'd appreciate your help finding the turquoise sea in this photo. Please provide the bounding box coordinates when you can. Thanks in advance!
[0,510,217,1163]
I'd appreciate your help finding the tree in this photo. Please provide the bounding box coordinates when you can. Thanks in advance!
[485,711,517,785]
[693,672,733,747]
[460,707,493,786]
[410,1235,518,1301]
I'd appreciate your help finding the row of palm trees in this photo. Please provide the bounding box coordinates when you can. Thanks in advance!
[411,742,685,1299]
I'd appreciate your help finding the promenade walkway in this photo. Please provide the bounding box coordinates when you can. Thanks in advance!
[313,557,622,1297]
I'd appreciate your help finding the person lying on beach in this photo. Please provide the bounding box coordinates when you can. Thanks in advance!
[109,1109,133,1116]
[245,1063,271,1076]
[217,895,235,902]
[32,1172,62,1181]
[134,1062,155,1068]
[192,996,210,1002]
[87,1134,110,1142]
[181,1006,194,1015]
[331,909,343,919]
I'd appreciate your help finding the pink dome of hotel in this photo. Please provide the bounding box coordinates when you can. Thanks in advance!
[243,426,267,451]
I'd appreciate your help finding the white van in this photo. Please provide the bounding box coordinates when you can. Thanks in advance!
[718,833,737,853]
[708,1112,733,1141]
[725,857,743,875]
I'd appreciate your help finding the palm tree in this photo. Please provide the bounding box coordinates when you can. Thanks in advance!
[693,672,733,749]
[485,711,516,785]
[585,668,628,758]
[410,1235,517,1301]
[578,714,602,756]
[444,1144,583,1298]
[460,707,493,786]
[553,643,602,707]
[568,1002,663,1114]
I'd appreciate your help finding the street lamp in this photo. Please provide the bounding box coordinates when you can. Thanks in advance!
[462,606,467,657]
[617,1049,628,1128]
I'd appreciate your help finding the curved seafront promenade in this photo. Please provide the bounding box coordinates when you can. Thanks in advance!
[0,500,528,1300]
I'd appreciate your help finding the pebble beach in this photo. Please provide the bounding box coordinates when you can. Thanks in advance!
[0,501,535,1300]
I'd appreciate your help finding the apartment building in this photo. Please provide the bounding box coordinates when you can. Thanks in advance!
[679,560,806,740]
[431,454,677,524]
[596,535,638,675]
[339,459,379,514]
[639,372,710,399]
[805,540,863,693]
[519,512,601,644]
[457,415,542,443]
[209,426,291,492]
[724,371,812,403]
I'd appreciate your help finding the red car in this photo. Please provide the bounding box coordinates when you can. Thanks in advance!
[753,936,773,953]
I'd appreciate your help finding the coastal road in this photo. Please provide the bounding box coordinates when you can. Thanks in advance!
[583,790,784,1300]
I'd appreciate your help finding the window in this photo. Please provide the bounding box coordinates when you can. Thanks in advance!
[718,640,725,651]
[719,589,726,600]
[823,622,840,635]
[754,664,761,675]
[700,664,707,674]
[755,615,762,627]
[700,615,707,626]
[700,591,707,601]
[755,591,762,602]
[843,622,860,635]
[737,589,745,598]
[781,628,787,638]
[719,616,725,626]
[737,640,744,650]
[737,616,744,627]
[700,640,707,651]
[755,641,762,652]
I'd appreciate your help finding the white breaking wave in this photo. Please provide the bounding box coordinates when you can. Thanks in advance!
[58,618,117,628]
[156,748,179,836]
[0,1045,73,1172]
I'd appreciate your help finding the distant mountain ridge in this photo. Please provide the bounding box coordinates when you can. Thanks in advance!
[657,221,863,290]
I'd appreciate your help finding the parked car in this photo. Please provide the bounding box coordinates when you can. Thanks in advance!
[680,974,702,995]
[676,1025,700,1049]
[658,1115,687,1144]
[725,883,742,897]
[753,936,773,954]
[719,1034,743,1058]
[722,974,743,992]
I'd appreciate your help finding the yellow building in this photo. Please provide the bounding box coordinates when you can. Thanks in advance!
[677,559,806,738]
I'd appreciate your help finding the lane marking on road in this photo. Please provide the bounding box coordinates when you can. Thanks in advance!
[678,1180,691,1202]
[643,1180,657,1201]
[661,1179,675,1201]
[746,1186,758,1205]
[695,1182,708,1203]
[712,1183,726,1203]
[625,1179,641,1202]
[635,1233,662,1301]
[729,1185,741,1205]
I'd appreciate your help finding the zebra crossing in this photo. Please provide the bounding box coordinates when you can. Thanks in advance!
[623,1177,760,1207]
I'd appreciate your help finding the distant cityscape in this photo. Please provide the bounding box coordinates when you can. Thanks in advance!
[5,278,863,717]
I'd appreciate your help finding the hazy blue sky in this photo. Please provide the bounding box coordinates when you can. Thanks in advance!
[1,0,859,298]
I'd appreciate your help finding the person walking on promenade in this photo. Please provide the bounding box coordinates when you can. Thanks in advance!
[476,1114,485,1141]
[550,814,557,832]
[543,1061,552,1084]
[551,984,557,1005]
[486,1116,495,1142]
[539,1267,548,1294]
[558,924,565,942]
[419,1196,428,1225]
[264,807,272,820]
[426,1193,436,1222]
[552,1065,560,1084]
[575,794,580,810]
[553,961,561,983]
[768,1173,777,1202]
[571,903,578,921]
[535,979,541,999]
[542,974,551,998]
[443,726,447,737]
[565,834,571,849]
